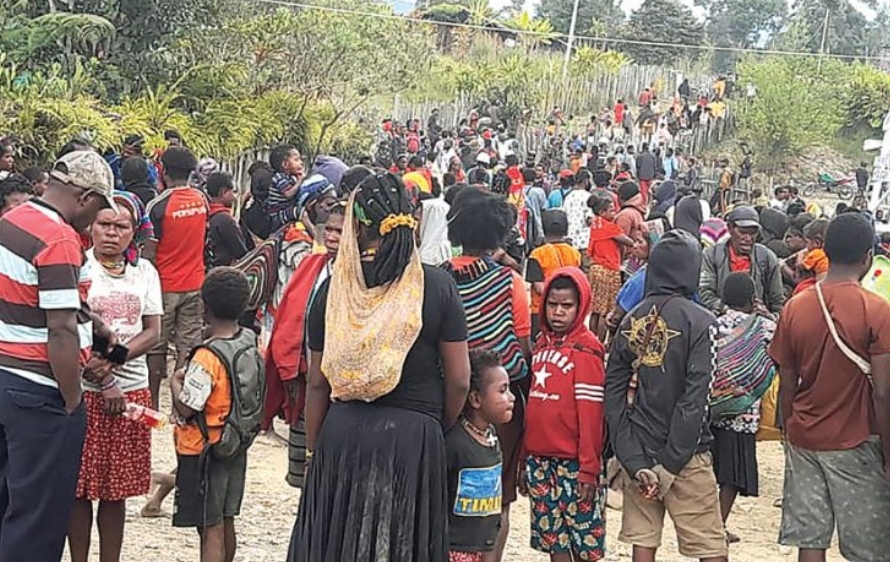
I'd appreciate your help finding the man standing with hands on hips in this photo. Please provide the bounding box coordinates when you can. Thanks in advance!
[0,150,118,562]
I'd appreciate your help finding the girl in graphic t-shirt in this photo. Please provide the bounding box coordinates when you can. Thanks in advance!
[445,351,515,562]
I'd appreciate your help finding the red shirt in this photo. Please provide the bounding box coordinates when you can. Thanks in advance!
[614,103,625,125]
[728,246,751,273]
[147,187,209,293]
[587,217,624,271]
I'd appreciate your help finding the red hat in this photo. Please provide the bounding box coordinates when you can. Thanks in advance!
[482,130,492,140]
[559,169,575,179]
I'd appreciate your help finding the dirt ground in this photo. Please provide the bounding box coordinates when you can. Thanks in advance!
[63,389,846,562]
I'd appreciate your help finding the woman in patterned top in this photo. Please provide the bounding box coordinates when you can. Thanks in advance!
[709,272,777,544]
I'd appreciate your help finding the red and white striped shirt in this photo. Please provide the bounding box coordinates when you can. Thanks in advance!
[0,201,92,387]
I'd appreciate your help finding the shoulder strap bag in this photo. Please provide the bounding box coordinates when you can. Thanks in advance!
[815,282,873,384]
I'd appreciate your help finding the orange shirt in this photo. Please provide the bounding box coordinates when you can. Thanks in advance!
[527,243,582,312]
[174,348,232,456]
[587,217,624,271]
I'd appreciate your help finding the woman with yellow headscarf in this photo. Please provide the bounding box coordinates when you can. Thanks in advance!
[288,172,470,562]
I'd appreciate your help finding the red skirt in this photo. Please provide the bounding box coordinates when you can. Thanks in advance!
[76,388,152,501]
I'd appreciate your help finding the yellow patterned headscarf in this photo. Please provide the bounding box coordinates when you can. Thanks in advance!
[321,190,425,402]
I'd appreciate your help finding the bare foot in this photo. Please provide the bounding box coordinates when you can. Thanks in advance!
[258,429,288,447]
[140,503,169,518]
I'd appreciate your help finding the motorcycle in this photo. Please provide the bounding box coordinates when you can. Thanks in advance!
[801,172,856,200]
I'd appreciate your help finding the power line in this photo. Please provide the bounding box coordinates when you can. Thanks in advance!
[254,0,887,62]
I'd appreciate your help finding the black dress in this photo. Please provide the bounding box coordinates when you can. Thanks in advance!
[288,265,468,562]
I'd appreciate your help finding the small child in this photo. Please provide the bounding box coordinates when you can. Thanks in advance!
[0,174,34,217]
[266,145,305,230]
[524,267,608,562]
[446,351,515,562]
[794,218,829,296]
[526,209,582,337]
[587,194,634,338]
[170,267,264,562]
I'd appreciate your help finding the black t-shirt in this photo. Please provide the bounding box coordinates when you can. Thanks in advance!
[208,209,249,267]
[445,424,503,553]
[307,264,468,420]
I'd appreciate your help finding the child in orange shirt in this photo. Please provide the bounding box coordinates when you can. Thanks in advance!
[526,210,582,337]
[587,194,634,338]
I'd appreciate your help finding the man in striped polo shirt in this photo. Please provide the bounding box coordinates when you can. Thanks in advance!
[0,150,117,562]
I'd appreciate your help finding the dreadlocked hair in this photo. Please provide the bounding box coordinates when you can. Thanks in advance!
[353,172,417,287]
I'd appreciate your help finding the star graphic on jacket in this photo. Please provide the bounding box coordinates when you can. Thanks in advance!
[533,367,552,389]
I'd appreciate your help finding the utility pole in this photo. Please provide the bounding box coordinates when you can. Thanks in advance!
[562,0,581,81]
[818,8,829,71]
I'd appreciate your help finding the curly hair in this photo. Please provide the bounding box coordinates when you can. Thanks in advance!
[446,186,513,252]
[202,267,251,321]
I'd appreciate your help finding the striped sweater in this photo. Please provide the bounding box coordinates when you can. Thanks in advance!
[444,256,528,381]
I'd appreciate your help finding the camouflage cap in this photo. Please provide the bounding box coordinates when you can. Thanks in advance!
[50,150,116,210]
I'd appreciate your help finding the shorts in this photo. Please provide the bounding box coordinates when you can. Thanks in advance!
[173,452,247,528]
[448,552,482,562]
[150,291,204,366]
[497,379,526,505]
[780,439,890,561]
[619,452,727,559]
[526,456,606,561]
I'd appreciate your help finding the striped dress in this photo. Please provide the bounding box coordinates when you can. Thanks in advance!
[444,256,528,381]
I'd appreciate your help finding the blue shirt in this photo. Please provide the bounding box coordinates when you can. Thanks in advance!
[616,266,700,312]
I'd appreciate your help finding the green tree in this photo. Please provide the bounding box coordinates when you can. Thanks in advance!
[697,0,787,70]
[775,0,875,57]
[618,0,705,65]
[537,0,623,34]
[736,56,846,167]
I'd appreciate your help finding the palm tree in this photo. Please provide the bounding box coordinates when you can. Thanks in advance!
[505,11,559,52]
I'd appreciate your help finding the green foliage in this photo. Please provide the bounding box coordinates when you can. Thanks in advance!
[537,0,623,34]
[840,63,890,130]
[697,0,787,70]
[619,0,706,66]
[736,56,846,167]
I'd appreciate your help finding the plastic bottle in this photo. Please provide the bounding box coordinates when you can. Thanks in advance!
[123,403,168,429]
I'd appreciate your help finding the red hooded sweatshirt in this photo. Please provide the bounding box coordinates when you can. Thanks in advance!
[524,266,606,484]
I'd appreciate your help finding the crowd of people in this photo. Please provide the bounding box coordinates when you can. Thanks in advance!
[0,98,888,562]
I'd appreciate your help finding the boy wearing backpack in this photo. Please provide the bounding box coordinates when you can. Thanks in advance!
[171,267,266,562]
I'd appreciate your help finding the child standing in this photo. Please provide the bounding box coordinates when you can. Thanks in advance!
[170,267,265,562]
[587,194,634,339]
[524,267,608,562]
[526,210,582,337]
[446,351,515,562]
[709,273,777,543]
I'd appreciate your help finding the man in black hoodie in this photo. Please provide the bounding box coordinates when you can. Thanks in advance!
[606,230,727,562]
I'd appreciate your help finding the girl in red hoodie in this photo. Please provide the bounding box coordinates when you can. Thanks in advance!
[522,267,607,562]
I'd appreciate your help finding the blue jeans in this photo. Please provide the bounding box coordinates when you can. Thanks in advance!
[0,371,86,562]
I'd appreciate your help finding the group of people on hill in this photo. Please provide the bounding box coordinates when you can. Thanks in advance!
[0,107,889,562]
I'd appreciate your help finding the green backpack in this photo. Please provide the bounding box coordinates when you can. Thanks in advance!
[193,329,266,459]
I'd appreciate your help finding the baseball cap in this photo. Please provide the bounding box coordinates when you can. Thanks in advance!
[50,150,116,211]
[726,206,760,228]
